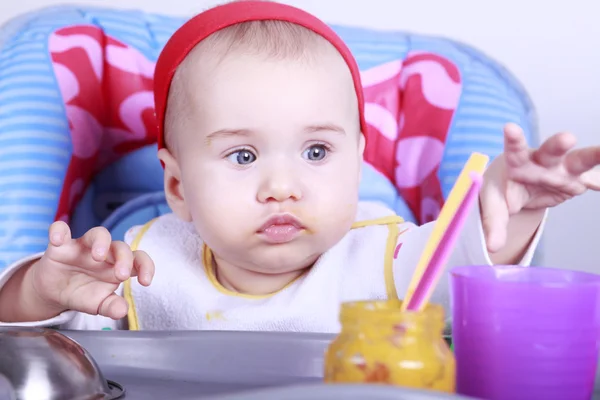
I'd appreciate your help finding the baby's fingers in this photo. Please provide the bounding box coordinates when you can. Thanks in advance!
[48,221,72,247]
[106,241,134,281]
[131,250,155,287]
[503,123,530,168]
[565,146,600,176]
[97,293,128,320]
[532,132,576,168]
[80,227,112,262]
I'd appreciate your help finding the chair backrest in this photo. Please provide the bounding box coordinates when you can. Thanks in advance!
[0,5,537,270]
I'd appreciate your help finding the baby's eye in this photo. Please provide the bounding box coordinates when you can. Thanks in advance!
[226,149,256,165]
[303,144,328,161]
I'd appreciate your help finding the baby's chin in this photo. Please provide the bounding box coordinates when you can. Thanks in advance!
[248,245,323,275]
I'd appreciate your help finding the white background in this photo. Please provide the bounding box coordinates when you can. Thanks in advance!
[1,0,599,272]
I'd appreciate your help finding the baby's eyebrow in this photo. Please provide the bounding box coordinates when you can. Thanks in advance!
[205,128,251,142]
[204,124,346,144]
[303,123,346,135]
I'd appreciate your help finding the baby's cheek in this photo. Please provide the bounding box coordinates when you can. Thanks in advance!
[314,202,357,235]
[192,206,245,252]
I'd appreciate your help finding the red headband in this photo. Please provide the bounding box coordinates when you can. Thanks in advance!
[153,0,367,150]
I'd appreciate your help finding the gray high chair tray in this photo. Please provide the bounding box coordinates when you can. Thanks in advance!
[60,330,474,400]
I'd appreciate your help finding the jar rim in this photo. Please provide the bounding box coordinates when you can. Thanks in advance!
[340,299,445,324]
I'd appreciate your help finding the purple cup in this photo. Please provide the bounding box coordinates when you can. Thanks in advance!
[450,265,600,400]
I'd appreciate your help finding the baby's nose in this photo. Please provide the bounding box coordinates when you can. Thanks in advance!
[257,168,302,203]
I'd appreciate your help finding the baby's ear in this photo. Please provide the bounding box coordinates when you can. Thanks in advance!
[158,148,192,222]
[357,133,366,181]
[358,132,366,156]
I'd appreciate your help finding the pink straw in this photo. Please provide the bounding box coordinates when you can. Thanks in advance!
[405,172,483,311]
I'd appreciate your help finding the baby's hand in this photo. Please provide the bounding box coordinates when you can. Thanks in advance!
[30,222,155,320]
[481,123,600,252]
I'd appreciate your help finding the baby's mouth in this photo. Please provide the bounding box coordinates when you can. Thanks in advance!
[257,214,305,244]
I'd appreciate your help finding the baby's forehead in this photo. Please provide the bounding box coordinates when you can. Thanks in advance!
[172,20,350,91]
[164,20,359,149]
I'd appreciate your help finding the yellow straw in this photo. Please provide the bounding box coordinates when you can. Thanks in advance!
[400,152,489,311]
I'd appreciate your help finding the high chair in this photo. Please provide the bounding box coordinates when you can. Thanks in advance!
[0,5,538,271]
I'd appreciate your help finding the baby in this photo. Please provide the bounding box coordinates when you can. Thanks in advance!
[0,1,599,332]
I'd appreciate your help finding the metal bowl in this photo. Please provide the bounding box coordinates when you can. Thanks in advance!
[0,327,124,400]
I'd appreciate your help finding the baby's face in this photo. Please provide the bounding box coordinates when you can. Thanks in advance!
[170,49,364,274]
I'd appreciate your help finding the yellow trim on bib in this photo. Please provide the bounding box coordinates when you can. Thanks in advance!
[352,215,406,300]
[383,223,400,300]
[124,219,157,331]
[351,215,404,229]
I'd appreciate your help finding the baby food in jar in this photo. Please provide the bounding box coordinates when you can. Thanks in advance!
[324,299,455,392]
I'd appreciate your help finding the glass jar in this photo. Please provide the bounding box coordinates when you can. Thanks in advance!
[324,299,455,393]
